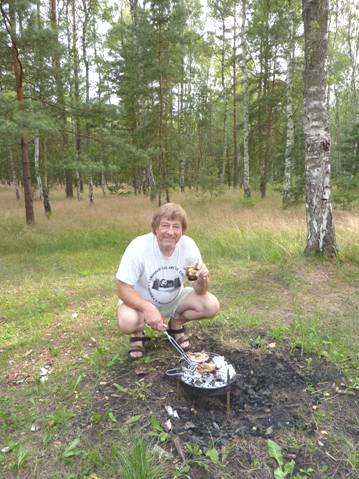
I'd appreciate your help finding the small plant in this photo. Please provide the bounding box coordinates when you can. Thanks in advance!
[116,436,168,479]
[267,439,295,478]
[205,446,220,464]
[271,325,289,342]
[239,196,256,208]
[47,406,74,428]
[62,438,83,459]
[186,442,202,458]
[113,380,152,401]
[149,416,169,443]
[17,444,28,469]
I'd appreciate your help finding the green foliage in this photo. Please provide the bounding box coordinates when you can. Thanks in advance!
[47,407,74,429]
[205,447,220,464]
[332,175,359,208]
[149,416,169,443]
[115,436,168,479]
[62,438,83,459]
[113,381,152,401]
[267,439,295,478]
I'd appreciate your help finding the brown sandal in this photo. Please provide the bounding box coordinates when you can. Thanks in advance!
[128,336,151,360]
[167,321,191,352]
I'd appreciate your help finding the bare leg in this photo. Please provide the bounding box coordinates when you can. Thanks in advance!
[117,302,145,358]
[170,291,220,348]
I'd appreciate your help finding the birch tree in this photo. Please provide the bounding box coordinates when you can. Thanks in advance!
[231,0,240,188]
[241,0,251,197]
[282,11,295,208]
[302,0,337,255]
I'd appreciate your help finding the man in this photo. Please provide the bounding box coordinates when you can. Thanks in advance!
[116,202,220,359]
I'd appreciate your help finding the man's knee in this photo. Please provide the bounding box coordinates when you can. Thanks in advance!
[117,304,143,334]
[204,293,220,317]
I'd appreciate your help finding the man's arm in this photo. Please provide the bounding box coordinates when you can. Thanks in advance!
[117,281,164,331]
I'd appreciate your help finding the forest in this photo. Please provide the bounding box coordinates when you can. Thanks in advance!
[1,2,359,477]
[0,0,358,221]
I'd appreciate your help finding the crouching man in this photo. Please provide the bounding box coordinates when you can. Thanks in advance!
[116,203,220,359]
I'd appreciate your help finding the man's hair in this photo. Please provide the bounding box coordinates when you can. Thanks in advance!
[151,203,188,233]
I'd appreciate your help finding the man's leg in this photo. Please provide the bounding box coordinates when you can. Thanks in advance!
[117,302,146,358]
[170,291,220,348]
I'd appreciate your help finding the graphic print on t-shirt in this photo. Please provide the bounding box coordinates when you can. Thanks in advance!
[148,265,184,305]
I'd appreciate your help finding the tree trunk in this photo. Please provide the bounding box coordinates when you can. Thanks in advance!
[158,20,166,206]
[1,4,34,224]
[220,13,228,184]
[81,0,95,206]
[34,136,43,200]
[101,169,106,195]
[232,4,239,188]
[71,0,82,201]
[50,0,73,198]
[179,58,185,192]
[89,176,94,205]
[302,0,336,256]
[260,6,271,199]
[282,19,295,208]
[42,139,51,218]
[9,146,20,201]
[241,0,251,197]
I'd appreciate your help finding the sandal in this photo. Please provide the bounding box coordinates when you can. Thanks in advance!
[128,335,151,360]
[167,320,191,352]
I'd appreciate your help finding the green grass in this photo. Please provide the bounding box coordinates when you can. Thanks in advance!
[0,191,358,478]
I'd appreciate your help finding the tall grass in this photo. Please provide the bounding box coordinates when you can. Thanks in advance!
[115,436,168,479]
[2,187,357,259]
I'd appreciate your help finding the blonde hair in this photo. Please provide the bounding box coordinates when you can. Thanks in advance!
[151,203,188,233]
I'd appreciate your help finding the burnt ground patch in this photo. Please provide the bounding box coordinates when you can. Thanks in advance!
[79,331,358,478]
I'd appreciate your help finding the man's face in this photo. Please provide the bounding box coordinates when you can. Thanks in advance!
[155,217,183,254]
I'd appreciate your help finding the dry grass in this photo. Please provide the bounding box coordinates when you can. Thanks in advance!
[0,185,303,233]
[2,185,357,239]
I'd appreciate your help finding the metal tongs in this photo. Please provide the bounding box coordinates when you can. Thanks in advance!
[164,329,196,369]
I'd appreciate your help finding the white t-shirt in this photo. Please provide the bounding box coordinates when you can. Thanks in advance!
[116,232,201,307]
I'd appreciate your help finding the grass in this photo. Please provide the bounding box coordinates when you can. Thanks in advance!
[0,186,358,478]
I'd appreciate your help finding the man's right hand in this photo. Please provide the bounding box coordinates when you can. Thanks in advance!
[142,303,165,331]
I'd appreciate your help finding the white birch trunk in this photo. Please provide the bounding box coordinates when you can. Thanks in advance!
[232,5,239,187]
[101,168,106,195]
[282,21,295,208]
[220,14,228,184]
[241,0,251,197]
[179,59,185,192]
[302,0,336,255]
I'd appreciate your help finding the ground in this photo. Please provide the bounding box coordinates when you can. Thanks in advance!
[1,189,358,478]
[79,323,358,478]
